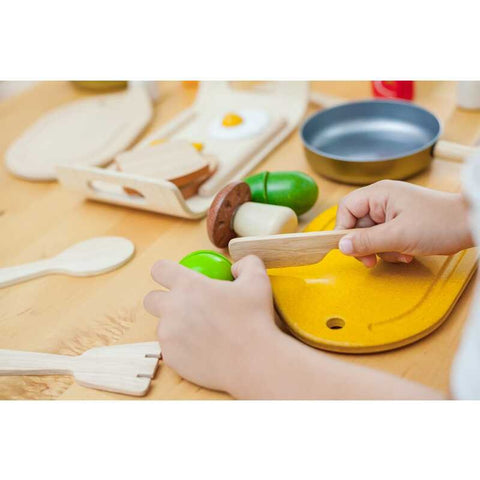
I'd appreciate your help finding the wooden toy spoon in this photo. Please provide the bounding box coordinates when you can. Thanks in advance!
[228,230,355,268]
[0,237,135,288]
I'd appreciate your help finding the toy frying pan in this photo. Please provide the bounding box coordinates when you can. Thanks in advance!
[302,99,479,184]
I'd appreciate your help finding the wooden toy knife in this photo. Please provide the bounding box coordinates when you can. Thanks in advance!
[228,230,355,268]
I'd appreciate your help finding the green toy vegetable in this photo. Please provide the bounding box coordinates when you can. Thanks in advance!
[179,250,234,281]
[244,171,318,216]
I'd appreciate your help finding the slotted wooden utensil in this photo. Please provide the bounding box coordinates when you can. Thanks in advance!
[228,230,354,268]
[0,342,161,396]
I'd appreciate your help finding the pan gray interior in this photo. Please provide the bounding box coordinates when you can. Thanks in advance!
[301,100,441,162]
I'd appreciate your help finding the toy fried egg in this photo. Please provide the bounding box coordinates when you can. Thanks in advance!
[209,109,269,140]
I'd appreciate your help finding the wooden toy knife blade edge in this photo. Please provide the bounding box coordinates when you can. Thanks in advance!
[228,229,355,268]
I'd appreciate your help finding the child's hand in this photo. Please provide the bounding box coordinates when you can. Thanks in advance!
[335,180,474,267]
[143,255,280,394]
[143,248,443,400]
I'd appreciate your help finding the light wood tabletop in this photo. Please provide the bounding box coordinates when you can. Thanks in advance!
[1,81,480,400]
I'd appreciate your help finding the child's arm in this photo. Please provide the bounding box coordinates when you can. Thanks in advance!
[335,179,474,267]
[144,255,443,399]
[144,180,472,399]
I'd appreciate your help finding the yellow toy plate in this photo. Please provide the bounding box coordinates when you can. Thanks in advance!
[269,206,478,353]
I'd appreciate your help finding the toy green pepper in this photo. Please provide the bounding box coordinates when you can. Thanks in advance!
[179,250,234,281]
[244,171,318,216]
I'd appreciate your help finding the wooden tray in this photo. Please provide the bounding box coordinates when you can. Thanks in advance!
[270,205,478,353]
[56,81,309,219]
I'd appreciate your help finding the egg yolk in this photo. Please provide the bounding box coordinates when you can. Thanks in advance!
[222,113,243,127]
[192,142,204,152]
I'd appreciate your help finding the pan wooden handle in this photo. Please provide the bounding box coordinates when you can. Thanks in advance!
[228,229,355,269]
[434,140,480,163]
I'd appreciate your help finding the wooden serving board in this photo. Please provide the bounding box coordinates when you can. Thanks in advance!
[56,82,309,219]
[269,206,478,353]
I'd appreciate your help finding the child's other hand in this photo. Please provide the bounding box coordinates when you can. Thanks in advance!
[143,255,279,394]
[335,180,474,267]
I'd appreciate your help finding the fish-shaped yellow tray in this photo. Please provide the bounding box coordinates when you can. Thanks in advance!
[269,205,478,353]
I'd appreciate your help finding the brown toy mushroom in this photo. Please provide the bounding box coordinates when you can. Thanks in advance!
[207,181,298,248]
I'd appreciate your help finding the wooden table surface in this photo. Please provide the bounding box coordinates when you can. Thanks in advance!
[1,81,480,400]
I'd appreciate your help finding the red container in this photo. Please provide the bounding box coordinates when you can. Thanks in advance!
[372,81,414,100]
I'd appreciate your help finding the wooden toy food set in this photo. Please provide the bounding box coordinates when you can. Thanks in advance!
[56,81,309,219]
[207,172,318,247]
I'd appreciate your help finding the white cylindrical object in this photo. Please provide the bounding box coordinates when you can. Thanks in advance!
[457,81,480,110]
[233,202,298,237]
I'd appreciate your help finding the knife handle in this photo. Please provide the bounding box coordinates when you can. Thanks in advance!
[228,229,354,268]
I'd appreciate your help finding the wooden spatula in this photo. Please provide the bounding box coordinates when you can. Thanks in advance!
[228,230,355,268]
[0,342,161,396]
[0,237,135,288]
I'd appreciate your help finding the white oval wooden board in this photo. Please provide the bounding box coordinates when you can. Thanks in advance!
[5,85,153,181]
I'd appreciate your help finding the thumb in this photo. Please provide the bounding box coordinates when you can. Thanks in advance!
[339,222,402,257]
[231,255,268,281]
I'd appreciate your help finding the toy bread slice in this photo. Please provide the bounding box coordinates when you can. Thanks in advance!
[179,155,217,198]
[117,141,217,197]
[116,140,210,187]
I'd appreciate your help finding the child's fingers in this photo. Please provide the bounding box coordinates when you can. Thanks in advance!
[339,221,402,258]
[151,259,200,288]
[335,185,389,229]
[355,215,376,228]
[335,188,373,229]
[231,255,267,281]
[356,254,378,268]
[378,252,414,264]
[350,252,413,268]
[143,290,169,317]
[336,213,377,268]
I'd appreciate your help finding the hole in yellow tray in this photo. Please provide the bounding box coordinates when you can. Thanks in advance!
[326,317,345,330]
